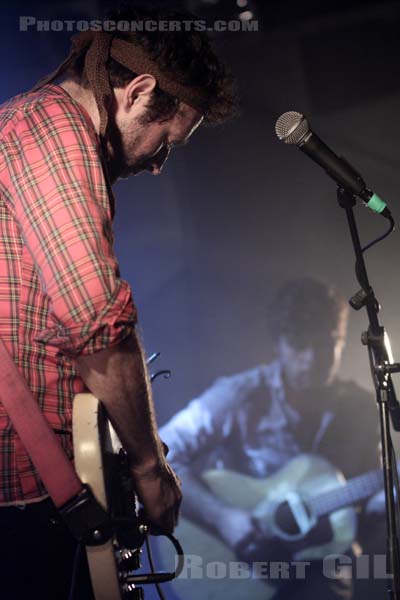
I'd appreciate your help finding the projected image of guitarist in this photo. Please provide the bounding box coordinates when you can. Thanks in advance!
[160,278,387,600]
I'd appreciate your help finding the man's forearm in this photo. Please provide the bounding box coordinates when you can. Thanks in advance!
[74,331,164,471]
[178,470,262,550]
[178,469,228,532]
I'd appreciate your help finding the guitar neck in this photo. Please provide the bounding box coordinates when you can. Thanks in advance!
[309,465,388,517]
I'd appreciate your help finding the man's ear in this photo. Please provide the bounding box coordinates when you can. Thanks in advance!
[122,74,157,110]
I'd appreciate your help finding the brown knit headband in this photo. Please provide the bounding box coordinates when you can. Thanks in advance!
[31,30,210,137]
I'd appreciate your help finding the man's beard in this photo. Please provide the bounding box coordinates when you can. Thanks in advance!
[101,113,147,184]
[102,125,129,184]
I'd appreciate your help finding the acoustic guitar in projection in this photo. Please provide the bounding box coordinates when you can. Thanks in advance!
[156,453,386,600]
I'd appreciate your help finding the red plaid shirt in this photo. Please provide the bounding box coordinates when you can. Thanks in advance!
[0,83,137,504]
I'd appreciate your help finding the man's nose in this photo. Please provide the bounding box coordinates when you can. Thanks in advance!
[150,146,171,175]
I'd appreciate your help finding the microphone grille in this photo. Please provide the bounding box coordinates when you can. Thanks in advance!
[275,111,310,145]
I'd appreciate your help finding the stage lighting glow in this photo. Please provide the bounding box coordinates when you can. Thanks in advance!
[237,0,248,7]
[384,331,394,364]
[239,10,254,20]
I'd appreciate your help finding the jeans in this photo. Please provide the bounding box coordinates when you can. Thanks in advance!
[0,497,95,600]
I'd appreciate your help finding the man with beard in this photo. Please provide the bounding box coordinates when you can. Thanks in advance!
[160,278,386,599]
[0,6,237,599]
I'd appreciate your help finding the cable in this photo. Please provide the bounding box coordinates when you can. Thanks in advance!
[361,214,395,254]
[390,440,400,538]
[145,533,166,600]
[149,528,185,580]
[124,528,185,586]
[353,213,395,298]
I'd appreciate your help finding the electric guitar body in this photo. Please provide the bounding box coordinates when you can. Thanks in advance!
[72,392,144,600]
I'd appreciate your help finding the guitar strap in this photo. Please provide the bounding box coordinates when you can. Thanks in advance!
[0,337,112,545]
[0,337,83,507]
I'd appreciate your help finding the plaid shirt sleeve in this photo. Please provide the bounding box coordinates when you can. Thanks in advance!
[4,96,137,357]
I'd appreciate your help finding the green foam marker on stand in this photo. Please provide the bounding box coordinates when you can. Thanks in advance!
[367,193,387,214]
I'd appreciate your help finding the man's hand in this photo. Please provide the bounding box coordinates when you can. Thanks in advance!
[75,334,182,532]
[366,489,386,515]
[215,506,258,549]
[131,461,182,534]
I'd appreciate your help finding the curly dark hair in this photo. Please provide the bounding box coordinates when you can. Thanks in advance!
[68,4,239,125]
[267,278,349,348]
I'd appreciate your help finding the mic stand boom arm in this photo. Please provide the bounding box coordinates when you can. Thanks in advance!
[336,186,400,600]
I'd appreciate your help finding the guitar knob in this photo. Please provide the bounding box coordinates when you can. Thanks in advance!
[117,548,142,572]
[122,584,144,599]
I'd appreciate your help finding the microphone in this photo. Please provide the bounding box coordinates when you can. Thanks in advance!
[275,111,392,219]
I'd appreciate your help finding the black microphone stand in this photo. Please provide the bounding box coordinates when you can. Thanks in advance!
[336,187,400,599]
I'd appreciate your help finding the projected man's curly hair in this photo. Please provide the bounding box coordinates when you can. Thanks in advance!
[267,278,349,348]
